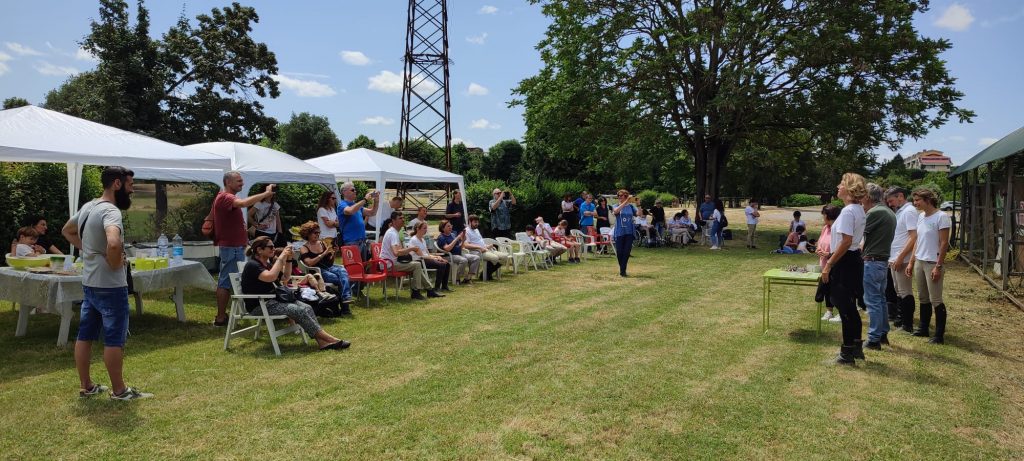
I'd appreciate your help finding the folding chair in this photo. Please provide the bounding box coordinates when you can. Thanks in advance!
[223,272,308,356]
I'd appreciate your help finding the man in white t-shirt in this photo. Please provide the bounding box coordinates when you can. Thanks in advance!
[463,214,509,280]
[886,186,918,332]
[379,212,438,300]
[744,198,761,249]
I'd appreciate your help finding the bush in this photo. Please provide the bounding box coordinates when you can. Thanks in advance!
[162,184,220,240]
[657,192,678,207]
[781,193,822,207]
[636,189,659,210]
[830,198,844,207]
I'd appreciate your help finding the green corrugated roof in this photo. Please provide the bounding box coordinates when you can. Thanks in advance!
[950,125,1024,177]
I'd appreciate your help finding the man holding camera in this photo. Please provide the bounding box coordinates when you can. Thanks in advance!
[488,188,516,239]
[212,170,277,327]
[337,182,379,258]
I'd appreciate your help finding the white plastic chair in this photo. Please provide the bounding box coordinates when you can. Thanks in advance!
[570,229,598,259]
[223,272,308,356]
[495,237,529,274]
[514,232,549,270]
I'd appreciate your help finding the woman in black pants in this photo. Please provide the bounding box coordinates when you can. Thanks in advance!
[821,173,868,364]
[612,189,638,277]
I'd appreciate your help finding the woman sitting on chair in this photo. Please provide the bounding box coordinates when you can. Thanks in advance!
[408,221,453,292]
[240,236,350,351]
[298,221,354,305]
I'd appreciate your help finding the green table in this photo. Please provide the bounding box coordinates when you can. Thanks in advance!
[762,269,824,335]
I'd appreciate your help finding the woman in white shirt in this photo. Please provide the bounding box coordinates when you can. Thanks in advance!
[409,221,452,292]
[821,173,868,364]
[316,191,339,248]
[905,187,951,344]
[249,193,284,246]
[560,194,576,230]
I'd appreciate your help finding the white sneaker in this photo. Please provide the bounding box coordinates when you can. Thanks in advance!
[829,315,842,323]
[710,246,720,250]
[820,311,833,321]
[110,386,154,401]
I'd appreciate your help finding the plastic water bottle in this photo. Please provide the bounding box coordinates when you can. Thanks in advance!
[171,234,184,266]
[156,233,169,258]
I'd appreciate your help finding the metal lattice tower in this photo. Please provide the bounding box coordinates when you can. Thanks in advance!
[399,0,452,171]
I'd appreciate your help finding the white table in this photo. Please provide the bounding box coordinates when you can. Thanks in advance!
[0,260,216,346]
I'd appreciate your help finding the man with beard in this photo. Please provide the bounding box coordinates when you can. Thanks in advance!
[212,171,277,327]
[463,214,508,280]
[62,166,151,400]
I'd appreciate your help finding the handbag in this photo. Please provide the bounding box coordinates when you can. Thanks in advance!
[273,284,298,303]
[201,205,216,239]
[397,254,413,263]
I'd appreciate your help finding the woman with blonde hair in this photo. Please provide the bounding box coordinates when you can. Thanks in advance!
[906,186,951,344]
[298,221,354,308]
[821,173,868,364]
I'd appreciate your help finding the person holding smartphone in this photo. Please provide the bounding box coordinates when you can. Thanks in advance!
[489,188,516,238]
[612,189,639,277]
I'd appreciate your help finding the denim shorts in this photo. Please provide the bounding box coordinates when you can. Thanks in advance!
[218,246,247,290]
[77,286,130,347]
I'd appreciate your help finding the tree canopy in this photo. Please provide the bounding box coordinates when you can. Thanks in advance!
[273,112,342,159]
[2,97,31,109]
[516,0,973,199]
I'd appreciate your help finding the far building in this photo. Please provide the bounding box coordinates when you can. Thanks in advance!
[904,149,952,172]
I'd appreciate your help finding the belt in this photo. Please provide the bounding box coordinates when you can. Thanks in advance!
[862,255,887,262]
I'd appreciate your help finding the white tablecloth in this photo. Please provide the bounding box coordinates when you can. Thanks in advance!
[0,260,216,345]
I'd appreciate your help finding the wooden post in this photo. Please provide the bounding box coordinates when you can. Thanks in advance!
[984,165,993,273]
[1003,158,1014,290]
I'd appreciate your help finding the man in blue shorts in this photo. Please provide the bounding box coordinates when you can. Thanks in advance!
[62,166,151,400]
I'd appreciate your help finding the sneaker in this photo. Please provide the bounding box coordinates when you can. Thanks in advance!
[79,383,109,398]
[829,315,842,323]
[110,387,153,401]
[319,293,337,302]
[820,311,833,322]
[341,296,355,304]
[710,246,720,250]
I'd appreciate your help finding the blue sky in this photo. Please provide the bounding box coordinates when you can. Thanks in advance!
[0,1,1021,166]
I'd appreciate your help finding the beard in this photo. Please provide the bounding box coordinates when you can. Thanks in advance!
[114,187,133,210]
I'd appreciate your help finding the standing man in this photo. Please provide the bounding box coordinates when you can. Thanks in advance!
[464,214,509,280]
[698,194,716,232]
[572,191,587,230]
[212,171,276,327]
[580,194,598,236]
[887,186,918,333]
[445,190,466,234]
[744,198,761,249]
[337,181,379,258]
[62,166,151,400]
[862,183,897,350]
[488,188,516,238]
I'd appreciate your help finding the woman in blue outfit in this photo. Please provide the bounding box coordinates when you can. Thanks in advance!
[298,221,354,304]
[612,189,638,277]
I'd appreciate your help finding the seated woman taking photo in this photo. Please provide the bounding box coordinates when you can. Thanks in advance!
[241,236,350,351]
[298,221,354,305]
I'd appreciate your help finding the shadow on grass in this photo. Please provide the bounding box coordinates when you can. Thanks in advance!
[75,396,143,432]
[949,335,1024,364]
[858,360,949,386]
[786,328,836,345]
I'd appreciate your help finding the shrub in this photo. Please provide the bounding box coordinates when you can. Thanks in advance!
[162,184,219,240]
[636,189,659,209]
[830,198,844,207]
[781,193,822,207]
[465,179,509,227]
[657,192,678,207]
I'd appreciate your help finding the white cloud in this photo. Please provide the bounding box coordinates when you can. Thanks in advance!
[5,42,44,56]
[470,118,501,130]
[368,70,440,94]
[339,50,370,66]
[378,141,395,148]
[935,4,974,31]
[360,116,395,126]
[467,83,489,96]
[466,33,488,45]
[0,51,11,76]
[74,48,98,62]
[452,137,477,147]
[271,74,337,97]
[479,5,498,14]
[947,135,966,142]
[34,61,78,76]
[281,71,330,79]
[979,137,999,147]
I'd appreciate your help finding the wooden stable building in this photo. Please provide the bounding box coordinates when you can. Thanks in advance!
[951,125,1024,308]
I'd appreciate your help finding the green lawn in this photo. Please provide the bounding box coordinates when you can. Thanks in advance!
[1,229,1022,459]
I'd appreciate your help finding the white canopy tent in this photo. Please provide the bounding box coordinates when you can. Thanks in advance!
[306,147,467,229]
[132,141,338,199]
[0,105,231,219]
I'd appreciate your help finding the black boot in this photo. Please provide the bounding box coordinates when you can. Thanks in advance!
[853,339,866,360]
[901,295,915,333]
[913,303,932,337]
[889,301,901,327]
[930,303,946,344]
[335,302,352,317]
[835,345,856,365]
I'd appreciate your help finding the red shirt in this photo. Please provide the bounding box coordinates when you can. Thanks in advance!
[213,192,248,247]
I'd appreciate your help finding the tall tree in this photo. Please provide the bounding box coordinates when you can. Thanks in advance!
[346,134,377,150]
[482,140,526,183]
[2,97,31,109]
[519,0,973,198]
[275,112,342,159]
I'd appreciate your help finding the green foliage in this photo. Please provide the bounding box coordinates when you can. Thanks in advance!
[452,143,485,183]
[465,179,509,226]
[781,194,823,207]
[482,140,525,183]
[830,198,845,207]
[877,154,908,178]
[657,193,678,207]
[540,179,587,204]
[272,112,342,160]
[909,169,928,181]
[2,97,30,109]
[263,183,328,229]
[385,139,444,170]
[161,184,218,240]
[346,134,377,150]
[636,190,659,210]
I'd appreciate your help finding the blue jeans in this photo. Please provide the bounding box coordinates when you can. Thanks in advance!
[77,286,130,347]
[710,220,722,246]
[863,260,890,342]
[218,246,246,290]
[320,264,353,300]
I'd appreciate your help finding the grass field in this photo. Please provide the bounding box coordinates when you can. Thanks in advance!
[1,226,1022,459]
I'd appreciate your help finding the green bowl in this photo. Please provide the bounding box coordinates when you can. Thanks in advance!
[6,256,50,270]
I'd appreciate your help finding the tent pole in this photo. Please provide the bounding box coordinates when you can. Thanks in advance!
[1003,158,1014,290]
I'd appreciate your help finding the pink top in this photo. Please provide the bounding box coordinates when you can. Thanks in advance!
[817,224,832,267]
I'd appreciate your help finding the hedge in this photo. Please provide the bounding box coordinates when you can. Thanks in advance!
[781,193,822,207]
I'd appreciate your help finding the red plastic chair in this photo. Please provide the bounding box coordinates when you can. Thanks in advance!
[340,245,388,306]
[370,242,411,297]
[587,228,614,256]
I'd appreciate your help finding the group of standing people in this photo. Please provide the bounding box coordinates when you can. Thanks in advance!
[821,173,951,365]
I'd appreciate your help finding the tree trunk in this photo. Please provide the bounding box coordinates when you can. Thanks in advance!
[693,139,732,201]
[155,181,167,233]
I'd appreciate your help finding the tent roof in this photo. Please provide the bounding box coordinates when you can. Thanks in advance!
[132,141,337,186]
[0,105,230,170]
[950,125,1024,177]
[306,147,462,183]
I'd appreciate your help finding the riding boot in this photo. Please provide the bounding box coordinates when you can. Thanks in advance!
[853,339,866,360]
[930,303,946,344]
[913,302,932,337]
[889,300,902,328]
[835,345,856,365]
[901,295,915,333]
